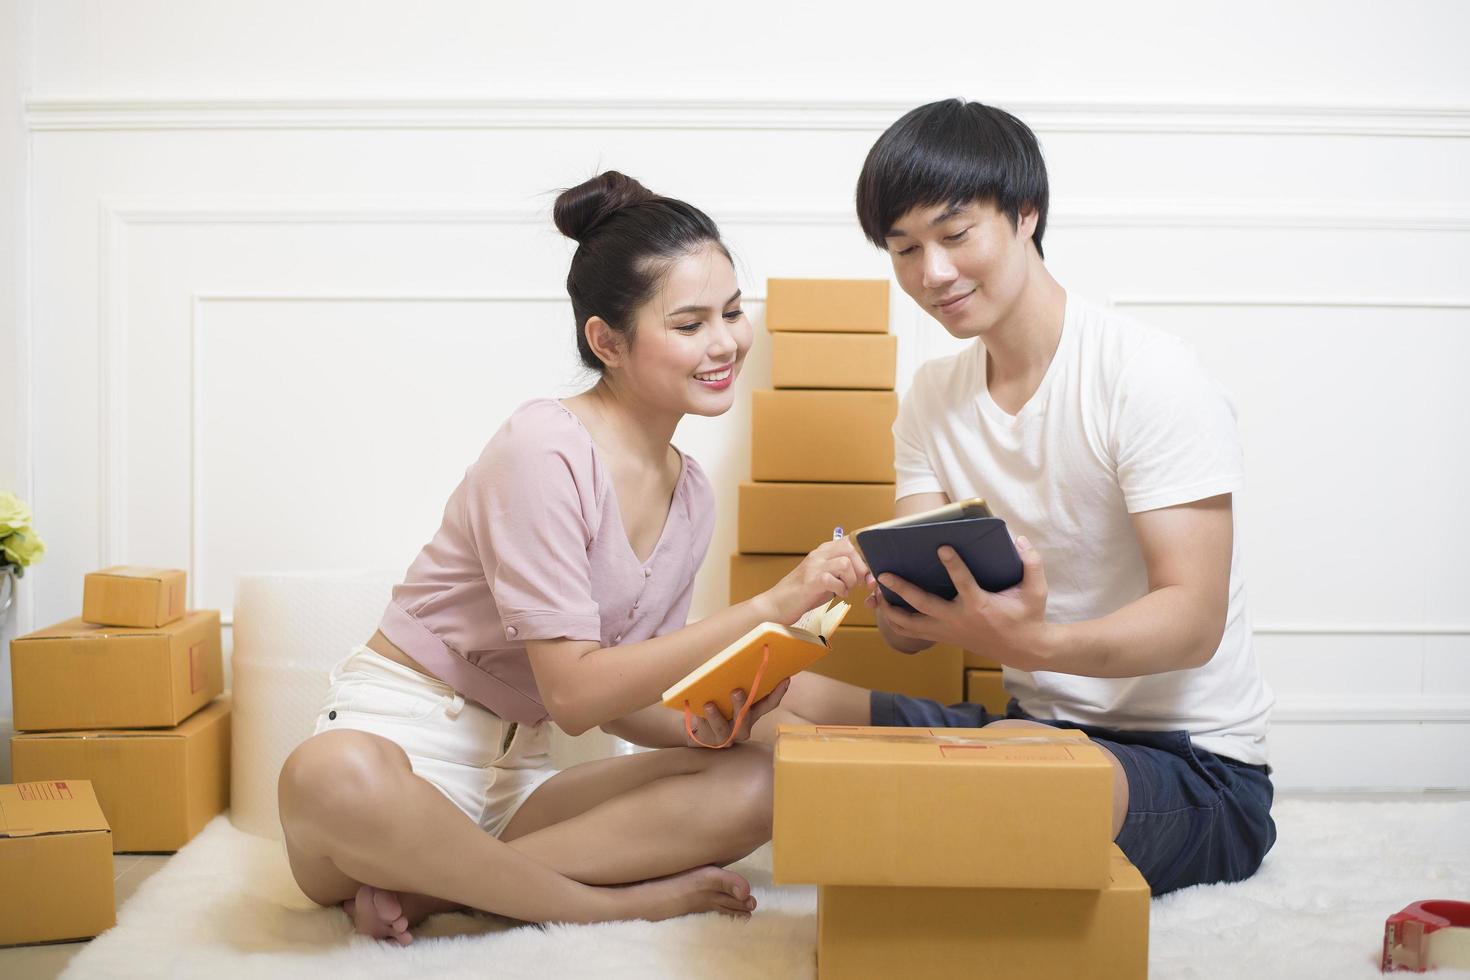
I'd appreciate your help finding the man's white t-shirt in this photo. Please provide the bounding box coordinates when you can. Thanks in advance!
[893,295,1273,764]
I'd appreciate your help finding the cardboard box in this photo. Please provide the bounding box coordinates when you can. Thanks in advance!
[10,611,224,731]
[12,699,232,853]
[774,725,1113,889]
[82,566,187,628]
[738,482,894,554]
[812,627,964,703]
[752,390,897,483]
[965,668,1009,714]
[964,648,1001,670]
[730,553,877,627]
[771,332,897,390]
[0,780,116,946]
[817,847,1149,980]
[766,278,890,333]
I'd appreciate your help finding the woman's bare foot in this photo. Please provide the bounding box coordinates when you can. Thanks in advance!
[343,885,412,945]
[624,865,757,922]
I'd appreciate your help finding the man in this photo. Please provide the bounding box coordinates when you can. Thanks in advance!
[768,98,1276,895]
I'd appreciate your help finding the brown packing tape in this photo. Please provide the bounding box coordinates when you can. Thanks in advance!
[786,728,1086,749]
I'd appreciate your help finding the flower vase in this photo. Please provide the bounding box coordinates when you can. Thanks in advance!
[0,565,15,630]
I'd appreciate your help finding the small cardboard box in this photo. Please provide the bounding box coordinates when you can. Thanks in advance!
[11,611,224,731]
[730,553,877,627]
[813,627,963,703]
[766,278,889,333]
[774,725,1113,889]
[771,332,897,390]
[817,846,1149,980]
[964,648,1001,670]
[0,780,116,946]
[752,390,897,483]
[738,482,894,554]
[82,566,187,628]
[12,699,232,853]
[965,668,1009,714]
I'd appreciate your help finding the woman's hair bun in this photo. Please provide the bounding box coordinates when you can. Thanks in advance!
[554,171,657,243]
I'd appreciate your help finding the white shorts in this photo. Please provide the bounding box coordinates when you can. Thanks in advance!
[313,646,558,837]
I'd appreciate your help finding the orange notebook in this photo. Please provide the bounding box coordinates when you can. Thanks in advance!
[661,598,851,719]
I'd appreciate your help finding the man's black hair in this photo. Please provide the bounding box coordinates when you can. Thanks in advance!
[856,99,1049,259]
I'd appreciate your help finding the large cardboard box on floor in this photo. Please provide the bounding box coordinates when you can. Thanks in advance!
[752,390,897,483]
[738,482,894,554]
[730,553,876,627]
[12,699,232,852]
[817,847,1149,980]
[965,668,1009,714]
[766,278,889,333]
[10,610,223,731]
[774,725,1113,889]
[771,332,897,390]
[82,565,187,628]
[0,780,116,946]
[812,627,964,703]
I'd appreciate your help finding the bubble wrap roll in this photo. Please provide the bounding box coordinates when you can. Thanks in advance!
[229,570,399,839]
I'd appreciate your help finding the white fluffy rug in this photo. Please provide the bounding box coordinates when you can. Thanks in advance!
[61,799,1470,979]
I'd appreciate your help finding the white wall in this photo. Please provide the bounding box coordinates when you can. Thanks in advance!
[4,0,1469,790]
[0,0,30,783]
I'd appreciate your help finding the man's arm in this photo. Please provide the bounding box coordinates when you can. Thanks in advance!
[871,491,950,654]
[1043,494,1232,676]
[878,494,1233,677]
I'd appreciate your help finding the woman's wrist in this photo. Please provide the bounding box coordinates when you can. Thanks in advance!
[750,589,785,626]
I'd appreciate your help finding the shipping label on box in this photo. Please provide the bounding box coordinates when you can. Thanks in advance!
[82,565,188,628]
[774,725,1113,889]
[817,847,1149,980]
[766,278,889,333]
[0,780,116,946]
[737,482,895,555]
[771,332,897,390]
[752,390,897,484]
[730,553,876,627]
[12,698,232,852]
[813,627,963,703]
[11,610,224,731]
[965,668,1009,714]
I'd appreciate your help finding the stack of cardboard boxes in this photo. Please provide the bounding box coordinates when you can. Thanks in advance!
[731,278,1007,709]
[2,566,230,945]
[774,724,1149,978]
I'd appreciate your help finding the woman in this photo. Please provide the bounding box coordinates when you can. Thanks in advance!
[278,171,869,943]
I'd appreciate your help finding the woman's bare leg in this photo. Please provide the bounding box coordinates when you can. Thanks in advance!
[501,741,773,884]
[278,729,752,937]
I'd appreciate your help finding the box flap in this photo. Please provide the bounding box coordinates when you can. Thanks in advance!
[776,724,1098,766]
[12,697,231,742]
[16,617,158,642]
[93,565,182,582]
[0,781,111,837]
[17,610,215,643]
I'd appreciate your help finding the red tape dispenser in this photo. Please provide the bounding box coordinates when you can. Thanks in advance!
[1382,899,1470,972]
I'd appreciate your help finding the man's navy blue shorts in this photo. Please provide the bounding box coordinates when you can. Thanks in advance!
[871,691,1277,896]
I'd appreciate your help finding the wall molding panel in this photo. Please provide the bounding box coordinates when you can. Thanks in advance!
[16,43,1463,791]
[27,97,1470,138]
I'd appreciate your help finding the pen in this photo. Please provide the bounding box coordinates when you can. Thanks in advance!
[832,526,844,541]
